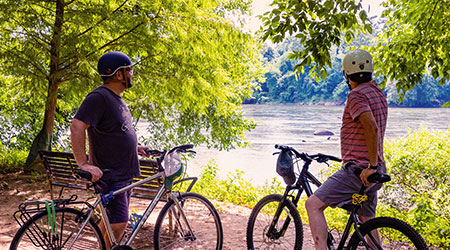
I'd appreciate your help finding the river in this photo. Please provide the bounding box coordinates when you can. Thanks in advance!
[145,105,450,186]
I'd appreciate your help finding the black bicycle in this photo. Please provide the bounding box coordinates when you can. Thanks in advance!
[246,144,428,250]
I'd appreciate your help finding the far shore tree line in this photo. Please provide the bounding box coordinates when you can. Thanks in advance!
[0,0,450,171]
[245,18,450,107]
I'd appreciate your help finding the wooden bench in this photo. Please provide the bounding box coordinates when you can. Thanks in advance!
[39,151,195,200]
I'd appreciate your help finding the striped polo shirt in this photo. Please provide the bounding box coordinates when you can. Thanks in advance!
[341,80,388,166]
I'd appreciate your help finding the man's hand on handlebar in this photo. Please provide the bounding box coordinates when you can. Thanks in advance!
[138,145,151,158]
[359,168,377,186]
[79,163,103,182]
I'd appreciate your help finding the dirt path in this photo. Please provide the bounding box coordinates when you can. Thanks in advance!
[0,172,316,249]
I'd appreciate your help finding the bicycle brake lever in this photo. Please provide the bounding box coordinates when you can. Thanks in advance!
[146,149,163,157]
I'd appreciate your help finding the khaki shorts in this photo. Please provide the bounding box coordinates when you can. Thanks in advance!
[313,163,384,217]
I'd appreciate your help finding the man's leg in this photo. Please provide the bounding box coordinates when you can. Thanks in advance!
[305,194,329,250]
[98,219,128,250]
[95,179,132,249]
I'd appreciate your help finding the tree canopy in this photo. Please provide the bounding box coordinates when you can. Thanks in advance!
[259,0,450,105]
[0,0,262,167]
[374,0,450,102]
[247,34,450,107]
[259,0,371,81]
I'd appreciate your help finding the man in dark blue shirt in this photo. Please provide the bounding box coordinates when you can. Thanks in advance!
[70,51,149,248]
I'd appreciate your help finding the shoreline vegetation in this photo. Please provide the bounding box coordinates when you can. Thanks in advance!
[0,128,449,248]
[242,102,450,108]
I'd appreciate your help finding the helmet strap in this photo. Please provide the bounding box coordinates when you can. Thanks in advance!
[119,68,132,89]
[344,73,352,90]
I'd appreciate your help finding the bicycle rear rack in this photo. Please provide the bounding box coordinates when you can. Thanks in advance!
[12,195,93,249]
[13,195,82,228]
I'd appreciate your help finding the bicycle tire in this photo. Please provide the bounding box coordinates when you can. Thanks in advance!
[246,194,303,250]
[153,192,223,250]
[347,216,428,250]
[10,207,105,250]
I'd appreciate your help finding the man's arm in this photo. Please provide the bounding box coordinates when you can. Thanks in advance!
[358,111,378,186]
[70,118,103,182]
[137,145,150,158]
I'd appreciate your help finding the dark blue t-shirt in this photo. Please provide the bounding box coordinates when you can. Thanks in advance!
[74,86,140,181]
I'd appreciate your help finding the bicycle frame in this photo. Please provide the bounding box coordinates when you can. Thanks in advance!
[268,158,321,241]
[274,157,381,250]
[67,171,197,249]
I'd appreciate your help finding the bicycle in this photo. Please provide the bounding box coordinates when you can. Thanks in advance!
[10,144,223,250]
[246,144,428,250]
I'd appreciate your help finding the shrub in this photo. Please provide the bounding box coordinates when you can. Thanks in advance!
[0,143,27,173]
[191,160,284,208]
[379,127,450,248]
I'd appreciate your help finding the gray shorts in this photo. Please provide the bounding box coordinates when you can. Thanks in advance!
[313,163,383,217]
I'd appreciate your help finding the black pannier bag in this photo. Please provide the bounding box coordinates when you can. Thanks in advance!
[276,150,296,185]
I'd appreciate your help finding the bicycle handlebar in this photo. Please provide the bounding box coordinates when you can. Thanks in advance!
[275,144,391,185]
[145,144,195,157]
[75,144,195,182]
[275,144,342,163]
[74,169,112,182]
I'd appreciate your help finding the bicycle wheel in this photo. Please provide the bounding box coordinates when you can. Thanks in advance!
[246,194,303,250]
[347,217,428,250]
[10,207,105,250]
[153,192,223,250]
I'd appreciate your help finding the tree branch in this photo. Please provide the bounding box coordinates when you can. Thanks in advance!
[94,22,145,54]
[60,6,162,71]
[58,21,145,74]
[422,0,439,35]
[5,50,48,78]
[76,0,129,38]
[5,15,52,49]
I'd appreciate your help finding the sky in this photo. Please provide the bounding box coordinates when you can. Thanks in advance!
[248,0,386,32]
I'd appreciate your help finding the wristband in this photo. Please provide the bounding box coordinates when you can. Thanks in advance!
[368,164,378,170]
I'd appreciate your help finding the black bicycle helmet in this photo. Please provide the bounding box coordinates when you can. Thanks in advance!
[97,51,134,77]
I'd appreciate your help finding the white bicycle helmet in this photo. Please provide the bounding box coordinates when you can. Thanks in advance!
[342,49,373,76]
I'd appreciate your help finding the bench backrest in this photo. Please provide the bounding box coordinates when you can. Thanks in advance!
[39,151,163,200]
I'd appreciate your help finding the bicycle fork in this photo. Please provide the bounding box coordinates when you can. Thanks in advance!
[168,192,197,241]
[267,205,291,239]
[268,188,300,239]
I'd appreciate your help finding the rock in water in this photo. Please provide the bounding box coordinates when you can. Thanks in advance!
[314,130,334,136]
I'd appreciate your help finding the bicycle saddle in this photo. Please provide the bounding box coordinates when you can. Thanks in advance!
[354,169,391,184]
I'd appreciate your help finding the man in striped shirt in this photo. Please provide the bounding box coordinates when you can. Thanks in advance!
[305,49,388,250]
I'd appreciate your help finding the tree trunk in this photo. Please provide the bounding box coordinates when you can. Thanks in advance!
[24,0,64,172]
[24,80,60,171]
